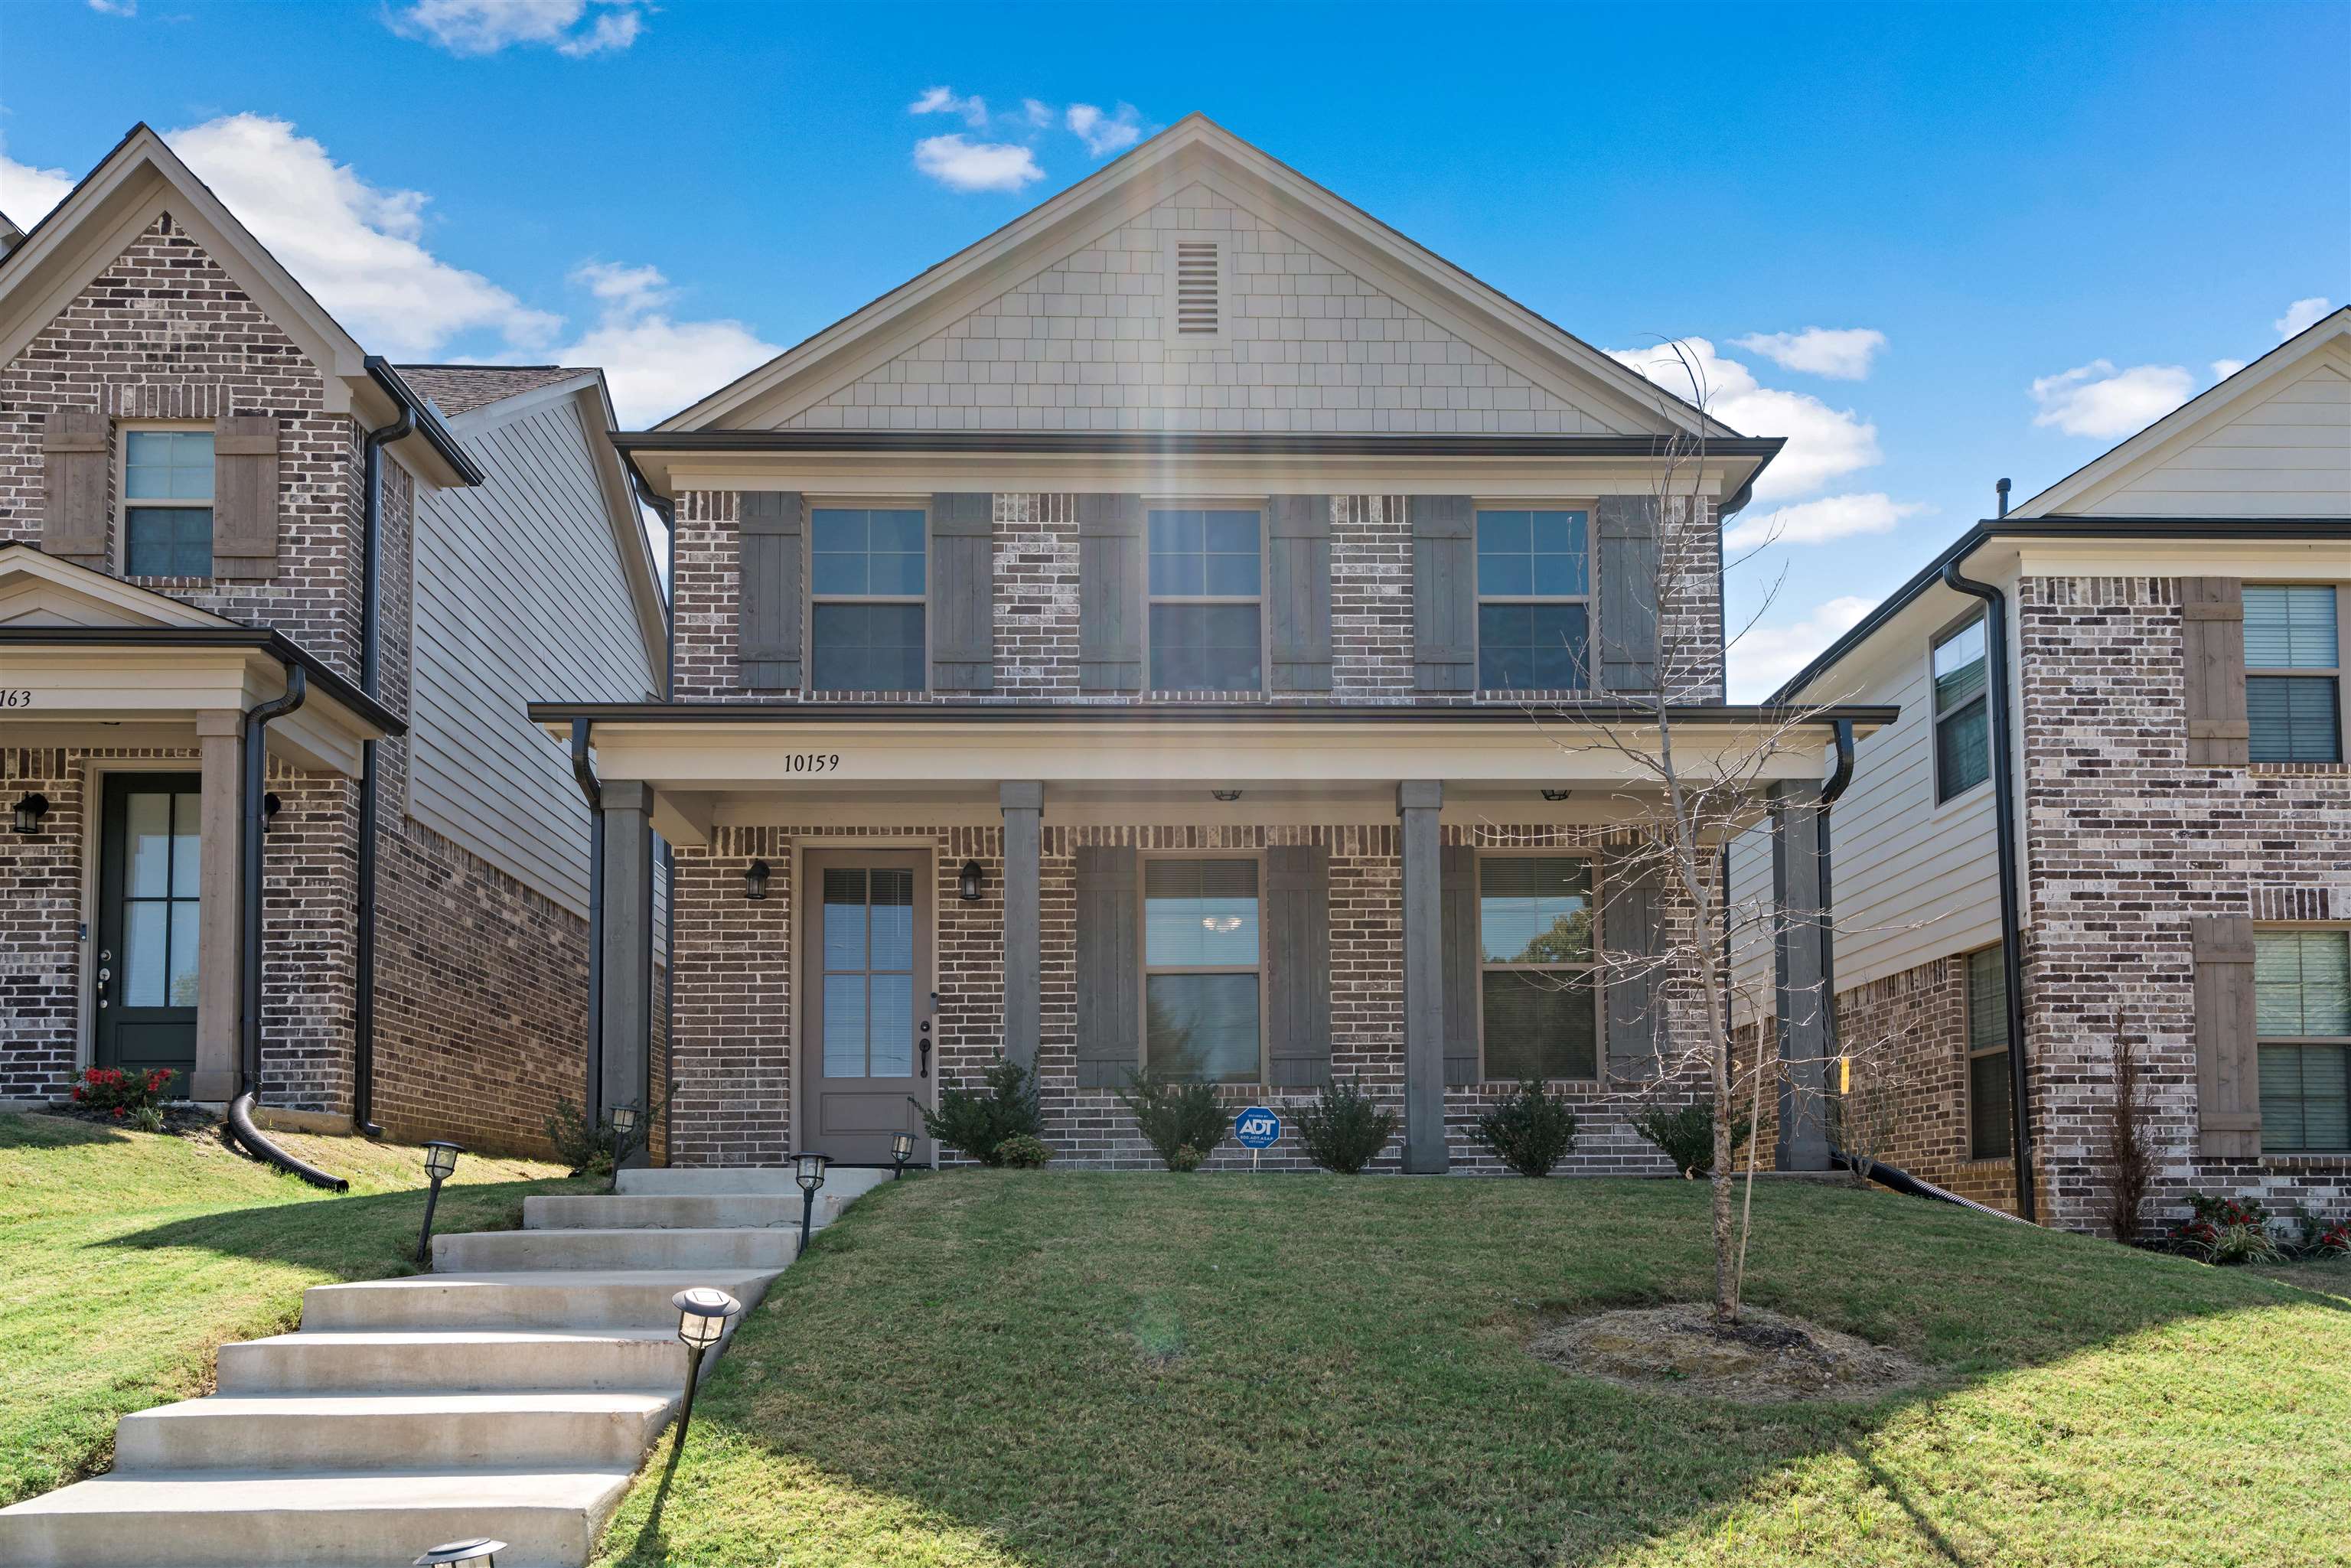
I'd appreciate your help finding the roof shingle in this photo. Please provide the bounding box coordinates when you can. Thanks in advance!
[394,364,589,418]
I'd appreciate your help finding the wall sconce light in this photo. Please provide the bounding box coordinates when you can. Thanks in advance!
[957,859,984,902]
[414,1540,505,1568]
[1540,789,1573,803]
[743,859,771,901]
[1211,789,1243,803]
[669,1286,743,1459]
[794,1150,830,1252]
[416,1140,463,1266]
[608,1103,641,1194]
[11,793,51,836]
[262,792,282,828]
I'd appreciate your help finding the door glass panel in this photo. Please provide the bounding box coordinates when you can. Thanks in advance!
[168,902,202,1006]
[869,975,915,1077]
[123,901,168,1007]
[822,869,867,970]
[823,974,868,1077]
[869,870,915,971]
[170,793,201,896]
[128,793,173,897]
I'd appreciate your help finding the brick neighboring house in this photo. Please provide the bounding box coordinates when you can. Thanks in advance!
[0,126,667,1156]
[1742,308,2351,1232]
[542,116,1883,1175]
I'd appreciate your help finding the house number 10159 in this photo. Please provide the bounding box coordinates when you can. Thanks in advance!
[781,752,843,774]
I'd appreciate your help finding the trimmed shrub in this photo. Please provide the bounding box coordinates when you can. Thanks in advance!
[1632,1097,1755,1178]
[1297,1075,1399,1174]
[918,1058,1043,1166]
[1117,1067,1228,1171]
[996,1134,1055,1169]
[1472,1081,1579,1178]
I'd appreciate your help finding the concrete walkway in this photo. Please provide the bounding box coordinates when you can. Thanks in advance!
[0,1165,890,1567]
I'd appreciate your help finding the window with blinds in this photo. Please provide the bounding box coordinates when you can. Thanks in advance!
[1965,944,2011,1159]
[2245,585,2342,764]
[2256,929,2350,1152]
[1143,857,1262,1084]
[1933,615,1991,802]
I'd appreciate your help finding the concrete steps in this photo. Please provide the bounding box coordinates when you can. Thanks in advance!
[0,1165,880,1566]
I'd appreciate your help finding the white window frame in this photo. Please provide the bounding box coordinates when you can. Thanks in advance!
[114,421,215,581]
[1143,502,1267,696]
[1136,849,1268,1084]
[805,499,931,696]
[2253,925,2351,1155]
[2245,582,2345,765]
[1472,501,1596,696]
[1930,610,1993,807]
[1472,848,1604,1084]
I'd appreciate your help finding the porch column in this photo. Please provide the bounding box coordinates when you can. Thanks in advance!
[1770,780,1832,1172]
[1000,781,1042,1074]
[191,710,243,1103]
[598,779,655,1152]
[1397,780,1448,1174]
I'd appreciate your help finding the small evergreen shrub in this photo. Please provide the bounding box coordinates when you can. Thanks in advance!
[1297,1075,1399,1174]
[1632,1098,1755,1178]
[1471,1081,1579,1178]
[544,1079,670,1177]
[1117,1067,1228,1171]
[918,1058,1042,1165]
[996,1133,1055,1169]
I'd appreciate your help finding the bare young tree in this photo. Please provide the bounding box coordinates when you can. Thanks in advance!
[2102,1011,2157,1243]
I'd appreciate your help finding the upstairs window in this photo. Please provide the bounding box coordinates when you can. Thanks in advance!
[1476,510,1590,691]
[122,429,214,578]
[1148,508,1262,692]
[2257,929,2349,1153]
[1477,856,1598,1081]
[1143,857,1263,1084]
[810,507,925,692]
[1932,616,1991,802]
[2245,585,2342,763]
[1966,944,2012,1159]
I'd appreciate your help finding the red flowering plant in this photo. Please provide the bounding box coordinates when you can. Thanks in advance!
[2318,1219,2351,1257]
[70,1065,178,1119]
[2167,1193,2284,1265]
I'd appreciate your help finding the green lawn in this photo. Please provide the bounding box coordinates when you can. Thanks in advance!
[0,1111,588,1504]
[595,1172,2349,1568]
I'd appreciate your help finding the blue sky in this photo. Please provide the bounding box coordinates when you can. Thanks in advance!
[4,0,2345,696]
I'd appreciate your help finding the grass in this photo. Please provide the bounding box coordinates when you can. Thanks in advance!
[0,1111,589,1504]
[595,1172,2349,1568]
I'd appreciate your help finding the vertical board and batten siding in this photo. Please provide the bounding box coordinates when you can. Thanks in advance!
[1077,494,1144,692]
[1410,495,1475,693]
[1595,494,1660,692]
[1264,843,1333,1087]
[1265,494,1334,692]
[2190,914,2262,1156]
[2180,578,2251,766]
[1072,845,1140,1086]
[2072,359,2351,517]
[409,391,660,918]
[928,492,996,690]
[738,491,804,689]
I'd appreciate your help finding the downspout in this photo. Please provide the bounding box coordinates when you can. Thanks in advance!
[351,393,416,1138]
[225,666,347,1191]
[646,483,677,1161]
[1940,555,2036,1221]
[571,720,605,1122]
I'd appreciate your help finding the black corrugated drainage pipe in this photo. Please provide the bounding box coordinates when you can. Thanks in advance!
[350,390,415,1139]
[1940,558,2036,1221]
[1829,1149,2033,1224]
[225,666,348,1191]
[571,720,605,1120]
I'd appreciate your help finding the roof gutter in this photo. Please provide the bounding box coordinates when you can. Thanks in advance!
[363,356,484,486]
[1939,559,2035,1222]
[0,626,403,735]
[523,699,1897,729]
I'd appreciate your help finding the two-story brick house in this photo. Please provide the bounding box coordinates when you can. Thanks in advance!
[1744,308,2351,1231]
[0,126,667,1160]
[539,117,1881,1174]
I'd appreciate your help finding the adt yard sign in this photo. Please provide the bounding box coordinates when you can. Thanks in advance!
[1235,1107,1281,1150]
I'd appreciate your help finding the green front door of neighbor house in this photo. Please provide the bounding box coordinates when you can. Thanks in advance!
[94,773,203,1088]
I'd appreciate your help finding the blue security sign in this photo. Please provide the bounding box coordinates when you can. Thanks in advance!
[1234,1106,1281,1149]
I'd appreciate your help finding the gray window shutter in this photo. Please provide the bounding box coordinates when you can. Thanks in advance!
[1074,845,1140,1087]
[738,491,804,690]
[2181,578,2249,766]
[1412,495,1475,693]
[930,492,995,691]
[1603,845,1667,1078]
[1265,843,1332,1087]
[1267,495,1332,692]
[2191,914,2261,1156]
[1440,844,1481,1085]
[41,409,109,563]
[212,416,281,579]
[1596,495,1660,693]
[1078,494,1143,692]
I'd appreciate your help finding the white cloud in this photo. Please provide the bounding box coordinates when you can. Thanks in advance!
[913,134,1043,194]
[909,86,990,129]
[1730,327,1886,381]
[0,150,76,228]
[87,0,136,15]
[543,262,778,428]
[1066,103,1141,158]
[1606,337,1881,500]
[1022,99,1055,129]
[2276,296,2333,338]
[1728,595,1875,703]
[1723,492,1928,554]
[2027,359,2194,438]
[2211,357,2248,380]
[164,113,561,358]
[389,0,644,57]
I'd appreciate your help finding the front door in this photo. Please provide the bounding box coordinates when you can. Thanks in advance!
[95,772,203,1087]
[802,851,931,1165]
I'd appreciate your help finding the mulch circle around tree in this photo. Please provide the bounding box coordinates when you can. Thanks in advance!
[43,1103,217,1138]
[1528,1302,1929,1403]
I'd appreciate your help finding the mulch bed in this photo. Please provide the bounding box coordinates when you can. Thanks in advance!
[41,1103,217,1138]
[1528,1302,1929,1403]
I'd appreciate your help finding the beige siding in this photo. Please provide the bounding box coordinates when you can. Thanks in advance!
[2079,360,2351,517]
[409,390,657,916]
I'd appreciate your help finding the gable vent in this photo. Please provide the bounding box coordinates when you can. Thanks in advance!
[1169,239,1224,342]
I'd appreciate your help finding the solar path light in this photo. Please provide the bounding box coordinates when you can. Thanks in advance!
[670,1286,744,1458]
[794,1150,830,1252]
[415,1140,462,1266]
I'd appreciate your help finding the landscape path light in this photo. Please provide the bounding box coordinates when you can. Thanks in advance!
[670,1286,743,1459]
[413,1540,504,1568]
[891,1130,914,1179]
[795,1150,830,1253]
[415,1140,462,1267]
[608,1102,641,1194]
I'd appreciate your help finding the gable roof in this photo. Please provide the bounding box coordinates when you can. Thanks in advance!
[2012,305,2351,517]
[0,125,478,486]
[399,363,594,419]
[660,114,1736,442]
[0,541,236,630]
[0,209,23,257]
